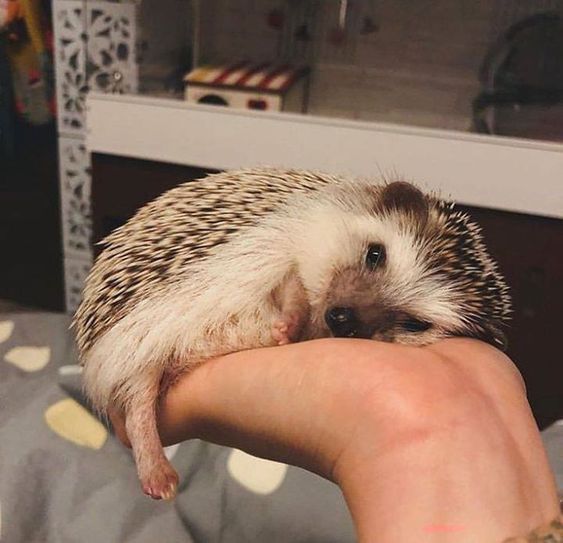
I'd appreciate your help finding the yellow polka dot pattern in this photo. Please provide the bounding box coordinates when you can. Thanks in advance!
[44,399,108,450]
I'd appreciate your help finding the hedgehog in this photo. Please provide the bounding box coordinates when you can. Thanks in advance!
[74,167,511,501]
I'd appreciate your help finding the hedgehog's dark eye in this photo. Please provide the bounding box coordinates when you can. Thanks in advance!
[401,318,432,333]
[365,244,386,270]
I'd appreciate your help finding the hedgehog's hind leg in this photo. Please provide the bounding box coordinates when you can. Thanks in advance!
[125,376,179,500]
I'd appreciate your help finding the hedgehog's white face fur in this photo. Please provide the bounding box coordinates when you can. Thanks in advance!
[285,179,509,348]
[295,206,465,345]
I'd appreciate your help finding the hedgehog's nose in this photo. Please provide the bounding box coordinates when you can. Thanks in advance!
[325,307,359,338]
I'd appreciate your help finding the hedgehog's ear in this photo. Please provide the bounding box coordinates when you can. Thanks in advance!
[379,181,429,227]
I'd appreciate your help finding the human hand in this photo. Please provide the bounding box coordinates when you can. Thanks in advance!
[110,338,560,542]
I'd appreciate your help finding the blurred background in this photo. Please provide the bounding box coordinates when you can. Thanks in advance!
[1,0,60,310]
[0,2,562,541]
[1,0,562,423]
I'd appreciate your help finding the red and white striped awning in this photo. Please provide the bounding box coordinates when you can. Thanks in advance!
[184,62,308,93]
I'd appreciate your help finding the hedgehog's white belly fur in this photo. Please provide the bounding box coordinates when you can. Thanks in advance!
[83,284,280,411]
[82,223,294,412]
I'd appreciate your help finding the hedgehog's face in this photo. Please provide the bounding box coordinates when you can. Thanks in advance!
[298,182,510,349]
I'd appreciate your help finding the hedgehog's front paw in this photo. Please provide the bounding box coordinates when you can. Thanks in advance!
[272,320,290,345]
[272,313,301,345]
[140,459,179,501]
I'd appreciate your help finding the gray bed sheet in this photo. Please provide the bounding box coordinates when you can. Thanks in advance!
[0,312,561,543]
[0,313,354,543]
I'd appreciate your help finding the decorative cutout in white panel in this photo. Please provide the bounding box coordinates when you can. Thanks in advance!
[64,256,93,314]
[53,0,87,136]
[59,136,92,258]
[54,0,139,135]
[86,1,138,94]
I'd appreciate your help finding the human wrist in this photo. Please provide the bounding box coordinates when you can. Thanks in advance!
[503,515,562,542]
[330,344,560,543]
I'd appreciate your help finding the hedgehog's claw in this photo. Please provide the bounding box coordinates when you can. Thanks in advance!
[161,482,178,501]
[140,461,179,501]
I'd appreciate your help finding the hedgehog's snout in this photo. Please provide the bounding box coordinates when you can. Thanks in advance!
[325,307,361,338]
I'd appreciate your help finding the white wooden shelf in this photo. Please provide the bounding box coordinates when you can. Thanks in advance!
[86,93,563,219]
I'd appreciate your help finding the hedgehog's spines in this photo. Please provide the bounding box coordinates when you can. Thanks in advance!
[74,168,343,354]
[74,167,511,358]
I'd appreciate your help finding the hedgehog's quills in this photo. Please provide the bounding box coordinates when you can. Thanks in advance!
[74,168,511,500]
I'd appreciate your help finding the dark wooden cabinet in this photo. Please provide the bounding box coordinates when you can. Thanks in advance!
[92,153,562,429]
[0,128,64,311]
[91,154,217,251]
[457,205,563,429]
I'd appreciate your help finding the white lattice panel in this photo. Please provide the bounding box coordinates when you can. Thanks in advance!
[58,136,92,259]
[64,256,93,314]
[53,0,87,136]
[86,1,139,94]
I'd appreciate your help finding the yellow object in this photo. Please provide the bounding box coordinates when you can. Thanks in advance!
[4,346,50,371]
[20,0,45,55]
[4,0,53,124]
[227,448,287,495]
[44,399,108,450]
[5,0,46,67]
[0,321,14,343]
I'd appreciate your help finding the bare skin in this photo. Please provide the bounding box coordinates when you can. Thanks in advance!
[110,338,560,542]
[271,272,310,345]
